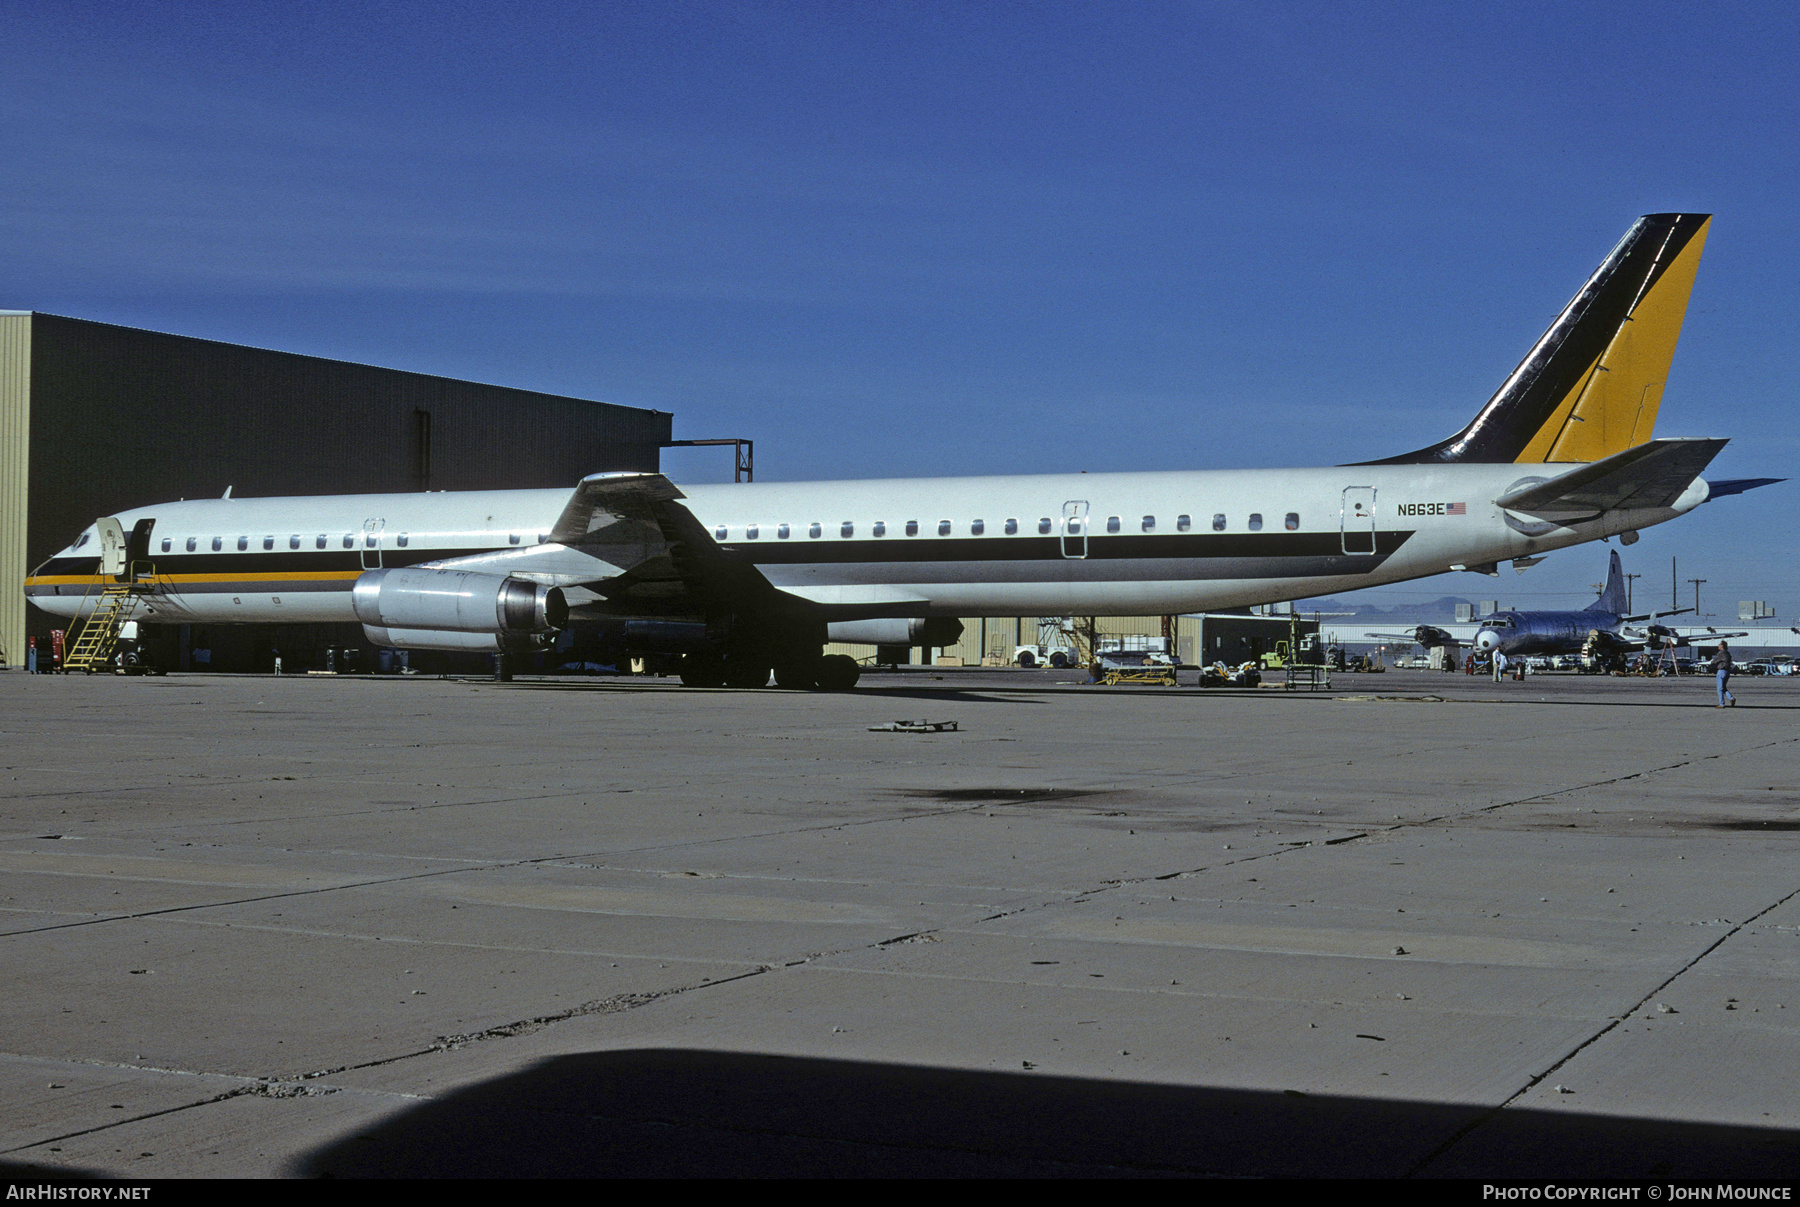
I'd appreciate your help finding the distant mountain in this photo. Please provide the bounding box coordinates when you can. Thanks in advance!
[1292,595,1479,622]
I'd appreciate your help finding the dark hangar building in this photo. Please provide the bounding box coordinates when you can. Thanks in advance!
[0,311,671,669]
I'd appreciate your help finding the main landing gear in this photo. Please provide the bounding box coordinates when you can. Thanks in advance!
[679,649,861,690]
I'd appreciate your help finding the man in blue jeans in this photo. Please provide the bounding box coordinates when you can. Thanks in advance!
[1710,641,1736,707]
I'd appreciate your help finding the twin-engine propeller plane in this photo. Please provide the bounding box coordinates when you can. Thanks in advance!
[27,213,1767,689]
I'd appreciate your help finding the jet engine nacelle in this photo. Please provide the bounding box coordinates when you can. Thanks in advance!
[352,568,568,636]
[826,617,964,647]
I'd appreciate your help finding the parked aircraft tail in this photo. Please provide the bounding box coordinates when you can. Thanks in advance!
[1372,213,1711,465]
[1587,549,1627,615]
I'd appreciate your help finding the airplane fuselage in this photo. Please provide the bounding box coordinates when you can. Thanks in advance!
[28,462,1707,629]
[1474,610,1627,657]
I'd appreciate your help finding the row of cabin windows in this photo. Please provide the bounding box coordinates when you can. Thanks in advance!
[712,512,1304,540]
[159,532,549,553]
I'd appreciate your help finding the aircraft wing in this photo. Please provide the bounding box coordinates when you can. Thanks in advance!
[431,472,798,620]
[1362,625,1462,648]
[1494,438,1728,517]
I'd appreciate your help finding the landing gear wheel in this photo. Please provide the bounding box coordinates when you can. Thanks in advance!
[772,655,820,690]
[815,653,861,691]
[679,653,726,688]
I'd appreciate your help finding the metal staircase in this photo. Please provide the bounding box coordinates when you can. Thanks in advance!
[63,562,153,673]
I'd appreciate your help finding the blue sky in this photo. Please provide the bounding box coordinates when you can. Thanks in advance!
[3,1,1795,620]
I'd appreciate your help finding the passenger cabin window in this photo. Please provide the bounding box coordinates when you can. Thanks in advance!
[809,522,822,538]
[1285,512,1300,531]
[185,537,197,552]
[1106,516,1121,534]
[289,535,301,550]
[841,522,854,538]
[507,533,520,546]
[746,524,759,539]
[1142,515,1155,531]
[938,520,952,536]
[372,534,385,548]
[316,535,327,549]
[212,537,223,551]
[263,536,274,550]
[905,520,919,536]
[1248,514,1263,531]
[396,534,409,547]
[1004,518,1018,535]
[1212,514,1226,532]
[971,519,984,535]
[778,523,790,539]
[342,534,354,549]
[1068,518,1083,534]
[715,526,728,540]
[1039,518,1053,534]
[237,536,249,551]
[160,537,171,553]
[1177,514,1191,531]
[873,521,886,537]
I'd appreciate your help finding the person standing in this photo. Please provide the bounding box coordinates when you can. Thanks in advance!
[1710,641,1736,707]
[1492,650,1508,682]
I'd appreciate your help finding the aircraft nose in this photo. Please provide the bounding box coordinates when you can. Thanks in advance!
[1476,632,1495,649]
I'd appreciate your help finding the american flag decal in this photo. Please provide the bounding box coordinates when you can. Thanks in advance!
[1447,502,1466,515]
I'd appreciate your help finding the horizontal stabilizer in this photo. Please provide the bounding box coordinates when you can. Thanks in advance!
[1704,477,1785,501]
[1494,438,1727,516]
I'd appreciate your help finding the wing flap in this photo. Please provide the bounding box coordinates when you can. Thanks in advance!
[1494,437,1727,515]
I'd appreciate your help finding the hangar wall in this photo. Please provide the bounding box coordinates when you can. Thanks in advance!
[2,311,672,664]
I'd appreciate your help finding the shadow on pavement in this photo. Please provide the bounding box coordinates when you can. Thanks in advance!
[294,1048,1800,1178]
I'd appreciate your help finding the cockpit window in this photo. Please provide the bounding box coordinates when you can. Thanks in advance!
[73,532,91,550]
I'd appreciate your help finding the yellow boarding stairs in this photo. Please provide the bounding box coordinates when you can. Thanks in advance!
[63,580,143,672]
[64,516,158,673]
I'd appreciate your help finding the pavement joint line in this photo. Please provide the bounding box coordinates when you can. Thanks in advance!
[0,972,779,1157]
[132,914,777,968]
[0,859,533,938]
[0,798,1022,943]
[1405,877,1800,1178]
[0,795,997,940]
[0,1073,425,1160]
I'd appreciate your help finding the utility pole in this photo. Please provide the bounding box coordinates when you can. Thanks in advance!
[1688,578,1707,618]
[1671,557,1678,611]
[1625,573,1640,613]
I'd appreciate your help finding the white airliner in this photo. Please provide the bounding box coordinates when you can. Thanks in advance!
[29,214,1749,689]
